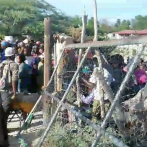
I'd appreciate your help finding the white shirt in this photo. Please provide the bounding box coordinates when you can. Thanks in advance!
[89,67,113,100]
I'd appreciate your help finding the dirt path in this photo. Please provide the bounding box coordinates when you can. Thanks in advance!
[8,111,43,147]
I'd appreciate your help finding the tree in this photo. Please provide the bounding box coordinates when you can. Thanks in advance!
[115,19,121,28]
[71,15,82,28]
[100,19,114,33]
[0,0,72,39]
[120,20,130,30]
[86,17,95,36]
[131,15,147,30]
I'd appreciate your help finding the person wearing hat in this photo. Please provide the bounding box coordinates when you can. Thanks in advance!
[0,47,18,109]
[37,54,44,91]
[0,47,18,98]
[0,47,18,147]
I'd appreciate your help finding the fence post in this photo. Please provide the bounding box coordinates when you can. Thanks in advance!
[93,0,98,41]
[56,37,64,92]
[54,42,57,92]
[95,50,105,119]
[43,18,52,126]
[93,0,105,119]
[56,36,73,92]
[76,10,87,125]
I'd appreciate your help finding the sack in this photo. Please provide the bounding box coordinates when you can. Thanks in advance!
[0,62,12,90]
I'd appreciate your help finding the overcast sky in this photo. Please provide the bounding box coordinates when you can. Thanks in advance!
[47,0,147,23]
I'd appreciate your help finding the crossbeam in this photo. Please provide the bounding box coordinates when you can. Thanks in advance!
[64,35,147,49]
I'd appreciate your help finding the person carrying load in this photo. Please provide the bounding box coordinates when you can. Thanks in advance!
[0,47,18,121]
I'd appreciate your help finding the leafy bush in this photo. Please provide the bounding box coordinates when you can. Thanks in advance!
[42,123,118,147]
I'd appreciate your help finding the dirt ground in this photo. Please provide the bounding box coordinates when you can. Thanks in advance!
[8,111,43,147]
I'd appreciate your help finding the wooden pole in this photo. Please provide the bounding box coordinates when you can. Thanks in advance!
[43,18,52,126]
[54,42,57,92]
[93,0,98,41]
[95,50,105,119]
[81,8,87,43]
[93,0,105,119]
[56,40,65,92]
[76,10,87,125]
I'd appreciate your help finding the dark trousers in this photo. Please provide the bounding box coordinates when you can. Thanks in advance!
[0,91,11,147]
[0,101,9,146]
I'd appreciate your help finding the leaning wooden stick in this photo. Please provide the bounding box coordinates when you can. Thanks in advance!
[95,50,105,119]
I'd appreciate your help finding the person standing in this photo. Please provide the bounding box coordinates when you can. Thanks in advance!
[16,54,31,93]
[0,97,9,147]
[37,54,44,91]
[0,47,18,147]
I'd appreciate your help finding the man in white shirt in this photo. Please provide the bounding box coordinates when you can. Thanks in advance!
[81,66,113,122]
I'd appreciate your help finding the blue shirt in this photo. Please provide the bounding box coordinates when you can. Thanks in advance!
[1,50,5,62]
[25,56,39,68]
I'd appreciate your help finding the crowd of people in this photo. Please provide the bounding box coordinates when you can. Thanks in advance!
[0,37,47,147]
[0,39,46,93]
[65,52,147,124]
[0,36,147,146]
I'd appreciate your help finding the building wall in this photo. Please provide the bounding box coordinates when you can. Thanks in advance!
[107,33,133,40]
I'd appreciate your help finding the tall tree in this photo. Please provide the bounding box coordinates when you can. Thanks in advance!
[120,20,130,30]
[132,15,147,30]
[115,19,121,28]
[0,0,71,39]
[100,19,114,33]
[71,15,82,28]
[86,17,95,36]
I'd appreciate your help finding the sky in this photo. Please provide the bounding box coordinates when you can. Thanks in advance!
[47,0,147,23]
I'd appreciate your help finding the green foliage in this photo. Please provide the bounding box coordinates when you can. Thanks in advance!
[114,19,131,31]
[43,123,118,147]
[0,0,71,38]
[131,15,147,30]
[0,0,147,41]
[0,34,5,41]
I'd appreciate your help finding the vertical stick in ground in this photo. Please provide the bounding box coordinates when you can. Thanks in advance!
[43,18,52,126]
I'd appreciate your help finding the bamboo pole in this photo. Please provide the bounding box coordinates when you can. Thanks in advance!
[43,18,52,126]
[37,47,91,147]
[91,45,145,147]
